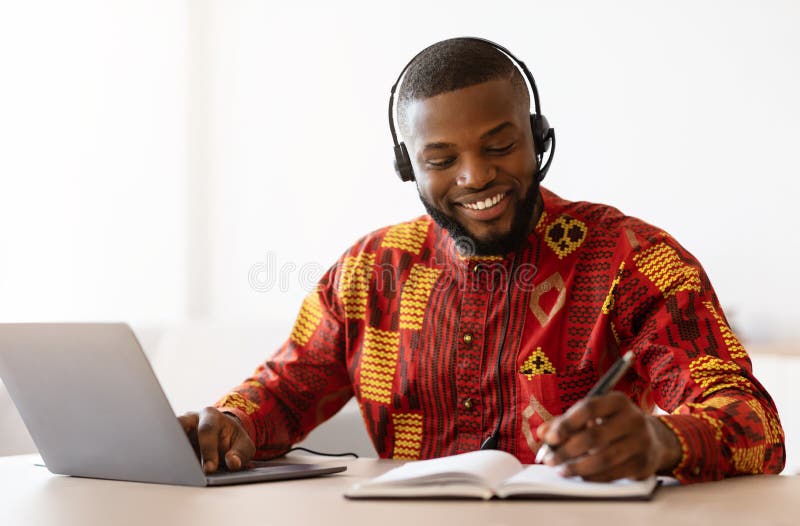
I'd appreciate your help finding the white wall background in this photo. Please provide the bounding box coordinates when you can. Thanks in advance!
[194,0,800,345]
[1,0,798,338]
[0,0,189,324]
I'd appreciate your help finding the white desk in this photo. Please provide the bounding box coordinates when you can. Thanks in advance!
[0,454,797,526]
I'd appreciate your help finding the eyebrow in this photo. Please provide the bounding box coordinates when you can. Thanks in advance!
[422,122,515,152]
[423,141,454,152]
[480,121,513,140]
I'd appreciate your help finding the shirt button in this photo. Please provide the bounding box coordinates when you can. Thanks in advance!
[463,333,473,344]
[472,264,480,273]
[463,398,473,409]
[692,466,700,476]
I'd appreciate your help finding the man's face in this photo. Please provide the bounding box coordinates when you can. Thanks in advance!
[405,78,540,255]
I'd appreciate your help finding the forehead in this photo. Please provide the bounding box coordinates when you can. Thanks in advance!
[405,78,526,144]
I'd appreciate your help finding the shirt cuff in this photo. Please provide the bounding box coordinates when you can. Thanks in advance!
[216,406,258,447]
[656,414,722,484]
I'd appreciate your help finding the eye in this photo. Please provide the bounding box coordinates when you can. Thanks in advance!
[426,157,456,169]
[486,143,515,155]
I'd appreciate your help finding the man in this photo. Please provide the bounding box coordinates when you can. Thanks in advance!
[179,38,785,483]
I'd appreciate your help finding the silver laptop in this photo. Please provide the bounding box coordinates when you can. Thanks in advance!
[0,323,346,486]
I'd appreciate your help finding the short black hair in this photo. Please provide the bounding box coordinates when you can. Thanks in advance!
[396,38,530,138]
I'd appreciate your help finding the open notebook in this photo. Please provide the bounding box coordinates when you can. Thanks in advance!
[345,450,658,500]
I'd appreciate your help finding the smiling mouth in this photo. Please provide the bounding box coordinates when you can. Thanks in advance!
[460,192,507,211]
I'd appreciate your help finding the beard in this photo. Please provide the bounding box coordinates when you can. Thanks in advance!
[419,181,541,257]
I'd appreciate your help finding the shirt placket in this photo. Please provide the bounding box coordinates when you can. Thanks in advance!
[453,262,491,452]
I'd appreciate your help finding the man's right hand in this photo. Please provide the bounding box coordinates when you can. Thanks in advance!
[178,407,256,474]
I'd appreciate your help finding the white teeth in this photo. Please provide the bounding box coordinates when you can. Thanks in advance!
[462,192,505,211]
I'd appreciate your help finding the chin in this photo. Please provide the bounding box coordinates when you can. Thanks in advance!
[467,221,513,243]
[420,186,540,257]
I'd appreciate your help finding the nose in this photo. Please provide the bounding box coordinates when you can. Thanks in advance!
[457,153,497,189]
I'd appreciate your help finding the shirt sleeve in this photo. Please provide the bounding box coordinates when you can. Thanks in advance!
[214,262,353,459]
[610,231,786,483]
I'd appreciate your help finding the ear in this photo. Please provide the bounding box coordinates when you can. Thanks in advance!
[393,142,415,182]
[530,114,552,157]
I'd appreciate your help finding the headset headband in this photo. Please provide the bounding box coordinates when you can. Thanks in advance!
[388,37,543,149]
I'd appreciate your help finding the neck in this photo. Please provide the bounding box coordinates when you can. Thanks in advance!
[526,188,544,236]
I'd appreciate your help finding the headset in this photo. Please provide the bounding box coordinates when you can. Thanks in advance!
[388,37,556,183]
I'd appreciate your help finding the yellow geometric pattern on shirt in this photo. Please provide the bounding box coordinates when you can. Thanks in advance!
[338,252,375,320]
[399,264,442,330]
[684,403,725,441]
[520,347,557,380]
[610,321,621,346]
[216,392,259,416]
[381,219,430,255]
[392,413,423,460]
[656,416,689,475]
[633,242,701,298]
[359,326,400,404]
[290,291,323,346]
[544,215,588,259]
[688,356,754,397]
[731,445,766,474]
[691,395,738,411]
[702,300,748,360]
[746,399,783,444]
[458,254,504,262]
[535,210,549,234]
[602,261,626,314]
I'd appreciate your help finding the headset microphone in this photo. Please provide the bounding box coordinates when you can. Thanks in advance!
[388,37,556,184]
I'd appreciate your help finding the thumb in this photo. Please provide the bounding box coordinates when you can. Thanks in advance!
[224,449,243,471]
[536,421,552,441]
[225,426,255,471]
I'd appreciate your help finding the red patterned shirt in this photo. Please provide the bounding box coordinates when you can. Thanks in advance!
[217,187,785,483]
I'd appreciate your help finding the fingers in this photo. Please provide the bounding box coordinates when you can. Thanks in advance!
[558,432,651,481]
[536,421,552,442]
[540,391,630,449]
[545,410,629,466]
[183,408,256,474]
[197,408,222,474]
[177,412,199,432]
[535,392,659,481]
[543,391,632,447]
[226,426,256,471]
[582,455,652,482]
[178,412,200,458]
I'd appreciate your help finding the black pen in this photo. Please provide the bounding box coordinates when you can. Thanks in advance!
[535,350,635,464]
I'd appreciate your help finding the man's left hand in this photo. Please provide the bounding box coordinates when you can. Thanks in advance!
[536,391,681,482]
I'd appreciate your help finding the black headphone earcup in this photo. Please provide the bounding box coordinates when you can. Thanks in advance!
[394,142,415,182]
[530,114,552,157]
